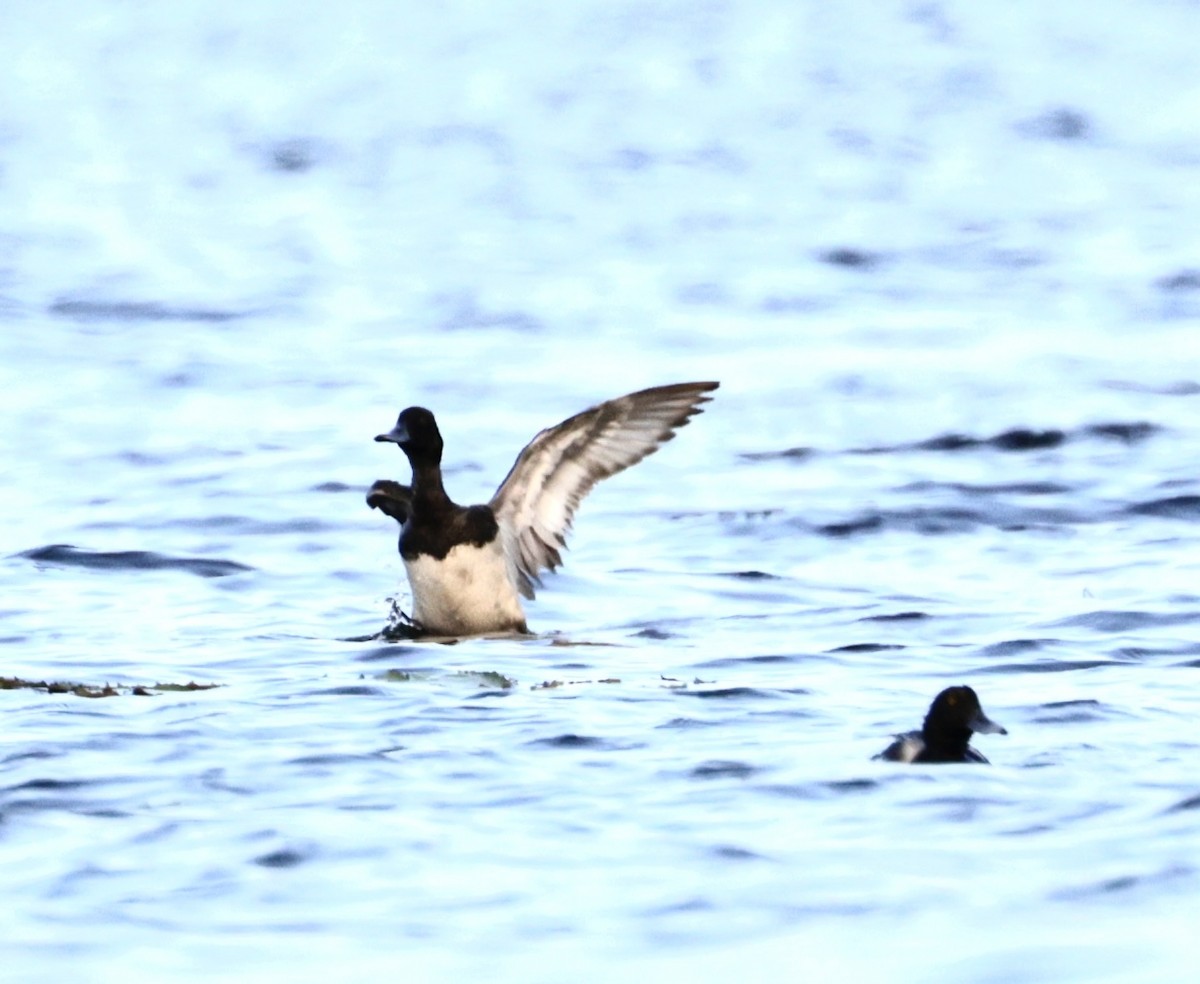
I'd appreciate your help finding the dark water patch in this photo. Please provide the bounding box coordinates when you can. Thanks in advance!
[1086,422,1160,443]
[551,420,1162,470]
[254,847,309,868]
[899,480,1072,496]
[527,734,613,749]
[856,429,1063,454]
[812,504,1082,537]
[1016,107,1091,141]
[739,446,817,462]
[19,544,251,578]
[988,428,1066,452]
[631,627,676,640]
[985,247,1044,270]
[982,481,1072,495]
[1112,642,1200,661]
[191,516,337,535]
[851,421,1158,456]
[828,643,906,653]
[691,760,758,780]
[884,432,969,454]
[709,844,764,860]
[8,777,97,792]
[825,778,879,794]
[306,685,386,697]
[1052,610,1200,633]
[902,507,1002,532]
[354,644,427,660]
[978,638,1055,658]
[107,512,340,535]
[819,247,883,270]
[117,450,171,467]
[1031,699,1104,724]
[818,515,885,537]
[675,686,778,700]
[645,896,714,916]
[1,749,59,765]
[975,659,1116,674]
[860,611,929,623]
[657,717,720,730]
[289,752,388,766]
[1051,864,1193,901]
[1156,269,1200,292]
[2,777,136,817]
[130,822,182,846]
[1166,793,1200,813]
[757,783,823,801]
[50,298,244,323]
[268,137,326,173]
[311,481,355,493]
[1125,495,1200,520]
[720,570,780,580]
[696,653,800,668]
[1104,378,1200,396]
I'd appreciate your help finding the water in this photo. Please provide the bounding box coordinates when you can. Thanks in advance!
[3,2,1200,981]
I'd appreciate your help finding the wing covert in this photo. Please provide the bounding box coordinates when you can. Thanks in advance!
[490,381,718,598]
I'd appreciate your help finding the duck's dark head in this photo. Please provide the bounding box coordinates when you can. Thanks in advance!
[924,685,1007,738]
[375,406,443,464]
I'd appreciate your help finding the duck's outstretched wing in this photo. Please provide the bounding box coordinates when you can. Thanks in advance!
[490,381,718,599]
[366,479,413,525]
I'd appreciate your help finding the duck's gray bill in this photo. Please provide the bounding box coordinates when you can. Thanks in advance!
[374,424,409,444]
[970,710,1007,735]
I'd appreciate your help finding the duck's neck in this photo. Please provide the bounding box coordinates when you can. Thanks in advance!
[922,726,972,761]
[409,456,451,512]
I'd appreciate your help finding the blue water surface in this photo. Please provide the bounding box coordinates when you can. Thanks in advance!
[3,3,1200,981]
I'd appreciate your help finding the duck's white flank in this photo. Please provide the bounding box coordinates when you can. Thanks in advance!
[404,539,526,636]
[888,735,924,763]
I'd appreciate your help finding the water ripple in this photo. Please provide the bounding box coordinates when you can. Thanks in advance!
[17,544,251,578]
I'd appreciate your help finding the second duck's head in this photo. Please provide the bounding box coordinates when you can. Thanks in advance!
[375,407,443,464]
[924,685,1006,740]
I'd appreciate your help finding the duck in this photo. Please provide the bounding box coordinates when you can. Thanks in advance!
[874,685,1007,763]
[368,381,718,637]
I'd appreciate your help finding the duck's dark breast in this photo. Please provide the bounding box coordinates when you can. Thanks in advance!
[399,504,501,562]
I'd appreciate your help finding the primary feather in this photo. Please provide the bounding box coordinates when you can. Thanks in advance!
[489,381,718,599]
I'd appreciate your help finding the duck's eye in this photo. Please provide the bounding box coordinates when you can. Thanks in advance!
[946,694,958,706]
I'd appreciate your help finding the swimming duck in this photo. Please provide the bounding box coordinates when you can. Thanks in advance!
[369,381,718,636]
[875,685,1007,763]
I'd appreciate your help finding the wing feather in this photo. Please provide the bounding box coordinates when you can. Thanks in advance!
[490,381,718,599]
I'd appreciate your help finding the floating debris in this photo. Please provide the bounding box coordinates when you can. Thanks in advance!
[531,677,620,691]
[1,676,220,699]
[378,668,516,689]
